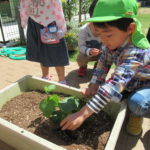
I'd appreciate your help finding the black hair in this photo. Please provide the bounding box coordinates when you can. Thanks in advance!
[93,18,134,31]
[89,0,98,17]
[146,27,150,43]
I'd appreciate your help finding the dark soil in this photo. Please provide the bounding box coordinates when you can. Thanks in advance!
[0,91,113,150]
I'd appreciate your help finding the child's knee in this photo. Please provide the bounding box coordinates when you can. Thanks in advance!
[128,93,150,116]
[76,53,90,66]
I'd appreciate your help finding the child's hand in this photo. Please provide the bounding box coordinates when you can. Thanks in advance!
[60,105,94,130]
[89,48,101,57]
[82,84,99,97]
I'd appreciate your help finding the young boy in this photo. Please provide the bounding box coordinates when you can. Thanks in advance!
[60,0,150,136]
[77,0,101,77]
[77,23,101,77]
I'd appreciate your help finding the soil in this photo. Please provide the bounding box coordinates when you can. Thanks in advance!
[0,91,113,150]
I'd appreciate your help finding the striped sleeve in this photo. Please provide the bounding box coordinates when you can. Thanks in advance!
[86,92,110,113]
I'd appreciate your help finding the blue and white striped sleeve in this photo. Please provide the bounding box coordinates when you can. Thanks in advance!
[86,91,110,113]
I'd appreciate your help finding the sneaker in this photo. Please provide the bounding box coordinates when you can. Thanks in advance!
[126,114,143,136]
[59,80,67,85]
[42,75,52,81]
[78,67,87,77]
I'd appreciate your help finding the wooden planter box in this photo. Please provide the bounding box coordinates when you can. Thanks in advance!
[0,75,127,150]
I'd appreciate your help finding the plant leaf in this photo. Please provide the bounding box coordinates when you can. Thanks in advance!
[49,94,59,107]
[59,96,80,113]
[39,98,55,118]
[44,85,56,94]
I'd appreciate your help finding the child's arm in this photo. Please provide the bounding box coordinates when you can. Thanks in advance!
[87,47,144,113]
[60,47,145,130]
[81,83,99,97]
[20,0,29,28]
[90,52,112,85]
[60,105,94,130]
[78,25,91,56]
[61,48,113,130]
[82,49,112,97]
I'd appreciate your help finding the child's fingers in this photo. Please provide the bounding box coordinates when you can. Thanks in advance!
[61,122,71,130]
[60,116,68,127]
[81,89,86,95]
[60,116,79,130]
[60,117,70,130]
[71,124,80,131]
[81,88,90,96]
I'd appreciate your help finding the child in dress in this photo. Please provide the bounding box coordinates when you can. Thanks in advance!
[60,0,150,136]
[20,0,69,84]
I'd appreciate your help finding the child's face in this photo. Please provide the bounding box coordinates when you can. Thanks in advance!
[94,24,134,50]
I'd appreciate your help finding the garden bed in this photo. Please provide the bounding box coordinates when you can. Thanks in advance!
[0,76,127,150]
[0,90,113,150]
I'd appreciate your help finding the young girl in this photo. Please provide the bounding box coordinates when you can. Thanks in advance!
[20,0,69,84]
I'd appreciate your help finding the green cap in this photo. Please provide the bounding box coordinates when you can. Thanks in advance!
[87,0,150,49]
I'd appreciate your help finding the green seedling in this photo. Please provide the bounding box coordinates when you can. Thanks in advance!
[44,84,56,94]
[39,85,81,124]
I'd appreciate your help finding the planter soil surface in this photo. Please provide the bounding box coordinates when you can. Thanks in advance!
[0,91,113,150]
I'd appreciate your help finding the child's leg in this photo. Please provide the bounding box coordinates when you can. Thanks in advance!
[40,64,51,79]
[76,52,90,68]
[76,52,89,77]
[128,87,150,116]
[77,52,99,77]
[126,87,150,135]
[77,52,99,67]
[55,66,65,82]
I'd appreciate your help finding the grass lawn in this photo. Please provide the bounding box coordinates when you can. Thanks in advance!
[137,14,150,34]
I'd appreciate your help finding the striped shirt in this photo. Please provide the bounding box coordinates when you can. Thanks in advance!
[87,43,150,113]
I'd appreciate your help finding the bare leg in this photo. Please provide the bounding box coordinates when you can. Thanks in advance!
[55,66,65,82]
[40,64,50,79]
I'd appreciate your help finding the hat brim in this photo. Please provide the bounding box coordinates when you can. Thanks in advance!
[87,16,122,22]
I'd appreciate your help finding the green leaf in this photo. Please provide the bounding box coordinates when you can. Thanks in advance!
[59,96,80,113]
[39,98,55,118]
[46,95,59,107]
[49,94,59,107]
[51,111,67,124]
[44,85,56,94]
